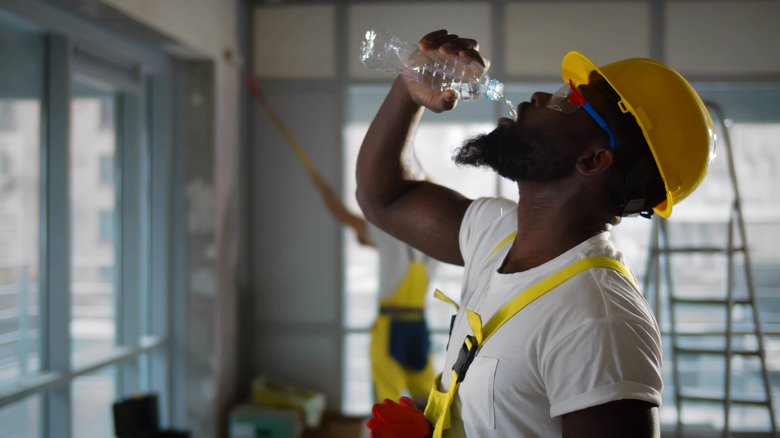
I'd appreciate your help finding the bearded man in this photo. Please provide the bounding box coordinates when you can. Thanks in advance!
[357,29,714,438]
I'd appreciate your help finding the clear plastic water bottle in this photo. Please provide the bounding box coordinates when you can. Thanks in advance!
[360,29,516,119]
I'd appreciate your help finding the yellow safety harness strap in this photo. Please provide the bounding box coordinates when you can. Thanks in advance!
[424,245,634,437]
[434,289,460,312]
[480,256,635,346]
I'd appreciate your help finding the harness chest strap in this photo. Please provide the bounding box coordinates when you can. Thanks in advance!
[423,253,635,438]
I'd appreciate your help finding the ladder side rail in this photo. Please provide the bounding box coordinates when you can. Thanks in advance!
[724,206,737,438]
[736,202,778,436]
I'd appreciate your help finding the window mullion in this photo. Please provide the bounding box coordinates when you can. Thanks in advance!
[42,33,72,438]
[146,72,172,421]
[118,90,143,395]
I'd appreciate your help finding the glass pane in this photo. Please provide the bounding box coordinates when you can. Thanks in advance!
[0,19,44,391]
[70,84,118,366]
[343,333,371,415]
[0,394,41,438]
[72,366,117,438]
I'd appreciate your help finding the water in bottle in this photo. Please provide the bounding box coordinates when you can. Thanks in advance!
[360,29,517,121]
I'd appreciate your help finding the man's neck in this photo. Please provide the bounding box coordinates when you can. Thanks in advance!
[499,183,610,274]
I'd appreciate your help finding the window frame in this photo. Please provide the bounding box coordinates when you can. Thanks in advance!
[0,3,178,436]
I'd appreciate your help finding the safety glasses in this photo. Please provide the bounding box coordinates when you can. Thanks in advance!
[547,80,616,151]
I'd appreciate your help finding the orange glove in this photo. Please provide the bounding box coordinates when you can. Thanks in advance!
[365,397,432,438]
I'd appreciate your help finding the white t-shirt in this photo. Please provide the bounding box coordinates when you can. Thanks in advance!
[438,197,663,437]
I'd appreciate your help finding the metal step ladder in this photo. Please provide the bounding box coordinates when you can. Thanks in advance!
[642,101,777,438]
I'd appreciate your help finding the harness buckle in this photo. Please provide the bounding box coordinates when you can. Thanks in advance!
[453,335,478,383]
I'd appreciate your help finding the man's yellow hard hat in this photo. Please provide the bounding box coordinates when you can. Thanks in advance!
[561,51,716,217]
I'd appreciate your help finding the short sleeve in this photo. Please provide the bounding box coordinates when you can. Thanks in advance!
[459,197,517,267]
[543,315,664,418]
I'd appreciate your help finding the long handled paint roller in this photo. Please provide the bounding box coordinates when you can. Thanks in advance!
[245,74,316,174]
[246,74,370,243]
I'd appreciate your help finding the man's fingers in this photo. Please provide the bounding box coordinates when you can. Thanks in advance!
[419,29,454,49]
[418,31,487,69]
[440,38,479,54]
[420,29,449,41]
[419,33,459,51]
[456,48,488,69]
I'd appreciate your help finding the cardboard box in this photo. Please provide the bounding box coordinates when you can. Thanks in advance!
[229,404,304,438]
[251,376,326,428]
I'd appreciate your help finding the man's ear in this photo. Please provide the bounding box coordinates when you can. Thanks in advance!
[576,148,614,176]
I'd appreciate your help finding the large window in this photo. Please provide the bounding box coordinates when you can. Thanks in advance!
[0,7,174,437]
[341,84,780,432]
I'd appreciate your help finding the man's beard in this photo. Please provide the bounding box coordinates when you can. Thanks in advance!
[453,125,578,182]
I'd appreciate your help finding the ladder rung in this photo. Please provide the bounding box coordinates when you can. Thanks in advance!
[671,297,750,305]
[730,397,773,407]
[679,391,772,407]
[673,346,760,356]
[655,246,746,254]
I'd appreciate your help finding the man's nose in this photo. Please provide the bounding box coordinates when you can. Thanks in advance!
[530,92,551,107]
